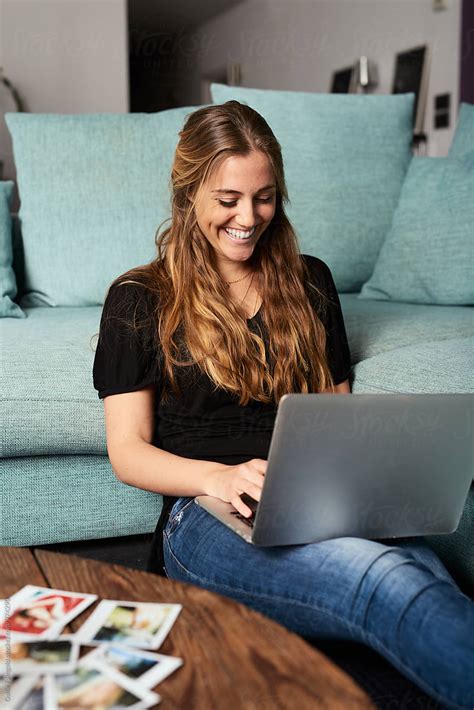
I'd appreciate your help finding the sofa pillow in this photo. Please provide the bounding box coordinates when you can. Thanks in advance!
[351,338,474,394]
[449,102,474,158]
[210,83,414,292]
[5,107,200,306]
[359,154,474,305]
[0,181,25,318]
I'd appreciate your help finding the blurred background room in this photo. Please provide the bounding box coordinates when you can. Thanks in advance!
[1,0,473,214]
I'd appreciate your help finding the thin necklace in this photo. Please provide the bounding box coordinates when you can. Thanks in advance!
[239,271,255,311]
[224,271,253,286]
[249,288,260,319]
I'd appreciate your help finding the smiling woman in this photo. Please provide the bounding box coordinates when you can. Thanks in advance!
[93,101,474,710]
[193,150,277,318]
[193,151,276,275]
[121,100,339,407]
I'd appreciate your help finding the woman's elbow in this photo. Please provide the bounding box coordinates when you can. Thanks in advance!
[324,378,351,394]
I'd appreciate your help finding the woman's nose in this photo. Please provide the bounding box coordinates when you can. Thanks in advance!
[236,200,257,228]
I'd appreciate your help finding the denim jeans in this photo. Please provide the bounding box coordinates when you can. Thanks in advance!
[163,496,474,710]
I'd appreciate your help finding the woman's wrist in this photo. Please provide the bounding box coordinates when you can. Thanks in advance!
[200,462,228,497]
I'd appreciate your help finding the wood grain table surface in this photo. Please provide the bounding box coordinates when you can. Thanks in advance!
[0,547,376,709]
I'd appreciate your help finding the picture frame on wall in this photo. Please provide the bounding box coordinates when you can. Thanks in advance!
[392,45,431,134]
[330,66,356,93]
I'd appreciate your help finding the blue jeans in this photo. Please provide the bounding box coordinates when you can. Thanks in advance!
[163,496,474,710]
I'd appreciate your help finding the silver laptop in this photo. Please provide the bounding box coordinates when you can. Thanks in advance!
[195,394,473,546]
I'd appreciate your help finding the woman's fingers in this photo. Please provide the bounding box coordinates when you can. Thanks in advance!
[243,480,263,504]
[212,458,268,517]
[233,472,265,517]
[231,493,255,518]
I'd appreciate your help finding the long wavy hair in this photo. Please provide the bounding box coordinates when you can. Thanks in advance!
[105,100,336,405]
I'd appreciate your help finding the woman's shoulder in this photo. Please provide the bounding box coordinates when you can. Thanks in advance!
[107,275,150,301]
[105,266,161,313]
[99,270,161,352]
[300,254,334,286]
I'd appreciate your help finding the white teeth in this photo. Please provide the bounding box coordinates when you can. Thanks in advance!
[225,227,255,240]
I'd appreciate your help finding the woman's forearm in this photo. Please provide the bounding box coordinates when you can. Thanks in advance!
[108,439,224,497]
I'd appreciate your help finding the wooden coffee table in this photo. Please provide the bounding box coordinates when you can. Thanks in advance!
[1,547,375,709]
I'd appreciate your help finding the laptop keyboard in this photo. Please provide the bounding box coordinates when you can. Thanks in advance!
[230,510,256,528]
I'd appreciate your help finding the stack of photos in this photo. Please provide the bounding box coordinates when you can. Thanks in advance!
[0,585,183,709]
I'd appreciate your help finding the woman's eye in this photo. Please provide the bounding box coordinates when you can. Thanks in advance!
[219,200,237,207]
[218,196,274,208]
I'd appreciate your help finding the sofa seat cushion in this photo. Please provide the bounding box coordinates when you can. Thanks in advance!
[2,301,473,456]
[351,337,474,393]
[1,306,106,456]
[0,455,162,546]
[340,294,474,365]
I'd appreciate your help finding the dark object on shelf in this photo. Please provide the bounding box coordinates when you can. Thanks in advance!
[392,46,430,135]
[412,132,428,156]
[330,59,378,95]
[330,66,355,93]
[434,93,451,129]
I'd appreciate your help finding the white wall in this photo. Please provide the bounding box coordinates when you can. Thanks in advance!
[0,0,129,185]
[187,0,461,157]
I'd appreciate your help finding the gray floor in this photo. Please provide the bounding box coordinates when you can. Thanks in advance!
[36,534,446,710]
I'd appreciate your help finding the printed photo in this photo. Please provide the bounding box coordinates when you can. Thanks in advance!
[73,600,182,650]
[80,642,183,688]
[0,674,44,710]
[45,667,160,709]
[16,675,45,710]
[0,636,79,676]
[0,586,97,641]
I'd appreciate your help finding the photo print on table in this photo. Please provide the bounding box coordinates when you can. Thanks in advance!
[72,600,182,650]
[0,586,97,641]
[44,666,160,709]
[0,636,80,676]
[80,642,183,688]
[1,673,45,710]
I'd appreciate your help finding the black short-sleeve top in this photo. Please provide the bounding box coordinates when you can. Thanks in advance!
[92,254,351,572]
[93,254,351,456]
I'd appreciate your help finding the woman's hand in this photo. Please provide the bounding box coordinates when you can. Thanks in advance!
[204,459,267,517]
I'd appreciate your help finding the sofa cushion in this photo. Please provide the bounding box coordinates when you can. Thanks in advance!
[2,300,473,457]
[351,338,474,393]
[1,305,106,457]
[0,181,24,318]
[359,154,474,305]
[5,107,199,307]
[0,455,162,546]
[340,294,474,364]
[449,102,474,158]
[210,83,414,293]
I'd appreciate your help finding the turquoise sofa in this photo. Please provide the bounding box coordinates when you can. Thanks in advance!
[1,90,472,591]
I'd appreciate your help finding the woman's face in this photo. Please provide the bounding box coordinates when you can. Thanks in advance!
[194,150,277,276]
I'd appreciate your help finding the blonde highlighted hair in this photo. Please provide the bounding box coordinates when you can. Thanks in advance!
[109,100,336,405]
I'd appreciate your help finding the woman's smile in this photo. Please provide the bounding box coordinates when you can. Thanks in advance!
[222,226,257,241]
